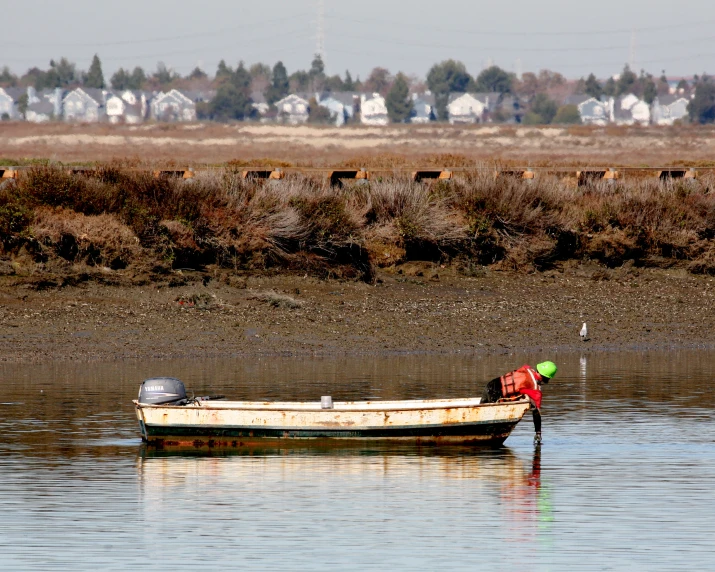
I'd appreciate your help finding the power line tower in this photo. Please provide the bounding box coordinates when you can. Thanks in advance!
[316,0,325,62]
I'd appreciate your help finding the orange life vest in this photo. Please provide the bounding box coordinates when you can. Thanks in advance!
[500,365,541,398]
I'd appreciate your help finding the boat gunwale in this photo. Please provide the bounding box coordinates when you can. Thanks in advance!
[133,398,528,414]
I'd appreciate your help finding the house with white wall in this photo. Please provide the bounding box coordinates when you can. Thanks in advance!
[564,95,610,125]
[612,94,650,126]
[151,89,196,122]
[274,94,310,124]
[446,93,487,124]
[0,87,24,119]
[360,93,389,126]
[63,88,105,122]
[106,90,146,124]
[651,95,689,125]
[410,93,435,124]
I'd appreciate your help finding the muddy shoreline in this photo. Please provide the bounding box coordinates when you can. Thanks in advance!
[1,264,713,363]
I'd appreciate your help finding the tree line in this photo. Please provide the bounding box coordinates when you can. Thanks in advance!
[1,54,714,124]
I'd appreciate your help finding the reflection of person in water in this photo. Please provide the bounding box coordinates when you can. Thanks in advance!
[481,362,558,444]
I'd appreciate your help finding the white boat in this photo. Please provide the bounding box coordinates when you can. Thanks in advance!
[134,377,532,447]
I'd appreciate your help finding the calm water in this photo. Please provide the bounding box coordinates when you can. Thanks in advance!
[1,352,714,571]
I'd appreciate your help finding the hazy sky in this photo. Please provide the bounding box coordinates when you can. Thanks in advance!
[2,0,713,80]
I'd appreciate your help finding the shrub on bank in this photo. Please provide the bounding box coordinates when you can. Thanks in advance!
[1,165,715,280]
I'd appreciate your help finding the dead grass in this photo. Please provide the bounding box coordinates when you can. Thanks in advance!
[3,122,715,167]
[2,164,715,280]
[30,207,141,269]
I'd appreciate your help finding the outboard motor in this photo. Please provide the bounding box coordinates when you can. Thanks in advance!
[138,377,187,405]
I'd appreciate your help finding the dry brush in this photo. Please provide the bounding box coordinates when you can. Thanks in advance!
[2,165,715,284]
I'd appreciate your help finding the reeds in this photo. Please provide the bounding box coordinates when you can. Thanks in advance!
[2,165,715,280]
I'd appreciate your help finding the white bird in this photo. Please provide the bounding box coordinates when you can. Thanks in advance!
[580,322,588,341]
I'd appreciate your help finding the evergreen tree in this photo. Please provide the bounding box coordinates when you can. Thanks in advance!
[85,54,105,88]
[386,73,413,123]
[249,63,271,79]
[265,61,289,104]
[110,68,129,90]
[426,59,473,120]
[309,55,325,91]
[475,65,513,94]
[584,73,602,99]
[153,62,176,86]
[209,83,253,121]
[603,77,617,97]
[216,60,233,81]
[343,70,355,91]
[290,70,310,91]
[642,76,657,104]
[310,55,325,78]
[0,66,18,86]
[187,67,207,80]
[207,61,254,121]
[657,71,670,95]
[232,62,252,91]
[129,67,146,90]
[323,75,345,92]
[688,81,715,124]
[38,57,77,89]
[616,65,637,95]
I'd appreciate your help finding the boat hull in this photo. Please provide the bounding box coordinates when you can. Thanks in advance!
[135,398,531,448]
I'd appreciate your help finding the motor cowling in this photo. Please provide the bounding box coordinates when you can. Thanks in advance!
[138,377,187,405]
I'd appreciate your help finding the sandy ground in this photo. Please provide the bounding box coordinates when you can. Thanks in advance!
[1,263,714,363]
[2,122,715,166]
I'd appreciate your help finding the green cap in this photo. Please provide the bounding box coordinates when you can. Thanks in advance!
[536,361,557,379]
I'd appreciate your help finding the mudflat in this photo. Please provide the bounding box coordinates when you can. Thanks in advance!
[1,263,713,363]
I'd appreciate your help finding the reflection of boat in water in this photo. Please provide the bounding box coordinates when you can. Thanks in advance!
[136,444,529,485]
[133,378,531,448]
[136,441,549,538]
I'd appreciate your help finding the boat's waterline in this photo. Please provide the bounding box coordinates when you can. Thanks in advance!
[134,397,532,447]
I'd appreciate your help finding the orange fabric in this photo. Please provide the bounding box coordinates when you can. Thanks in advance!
[519,388,543,409]
[500,365,541,398]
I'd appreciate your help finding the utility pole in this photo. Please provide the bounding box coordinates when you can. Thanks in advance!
[316,0,325,62]
[629,28,636,70]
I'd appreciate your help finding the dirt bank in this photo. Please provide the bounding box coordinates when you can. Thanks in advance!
[1,263,713,363]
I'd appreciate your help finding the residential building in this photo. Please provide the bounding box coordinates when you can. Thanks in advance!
[0,87,24,119]
[317,92,357,126]
[106,90,146,124]
[25,98,55,123]
[612,94,650,126]
[63,88,105,122]
[563,95,610,125]
[275,94,310,124]
[410,93,435,124]
[651,95,689,126]
[151,89,197,122]
[446,93,487,124]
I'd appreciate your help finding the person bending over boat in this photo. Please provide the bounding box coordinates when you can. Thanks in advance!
[481,361,558,444]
